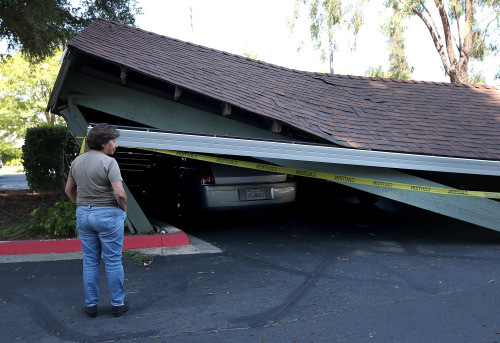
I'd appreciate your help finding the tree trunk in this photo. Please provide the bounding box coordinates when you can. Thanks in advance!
[413,0,473,84]
[456,0,473,84]
[328,36,334,74]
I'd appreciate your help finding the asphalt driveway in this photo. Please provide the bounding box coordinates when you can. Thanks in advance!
[1,197,499,343]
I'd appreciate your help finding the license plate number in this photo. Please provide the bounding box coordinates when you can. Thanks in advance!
[246,188,266,200]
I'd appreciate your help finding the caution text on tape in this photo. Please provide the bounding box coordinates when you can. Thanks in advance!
[137,148,500,199]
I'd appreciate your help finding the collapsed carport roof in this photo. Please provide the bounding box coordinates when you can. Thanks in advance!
[60,18,500,161]
[50,19,500,234]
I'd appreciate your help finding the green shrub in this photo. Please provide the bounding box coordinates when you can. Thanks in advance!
[29,200,77,237]
[5,158,22,166]
[0,148,22,165]
[0,222,38,240]
[22,125,78,191]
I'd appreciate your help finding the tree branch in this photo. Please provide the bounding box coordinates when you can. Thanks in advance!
[410,5,451,76]
[457,0,473,82]
[419,0,442,43]
[453,5,462,52]
[436,0,458,66]
[462,0,473,59]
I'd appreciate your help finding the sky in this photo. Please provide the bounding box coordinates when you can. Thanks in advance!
[135,0,498,86]
[0,0,496,85]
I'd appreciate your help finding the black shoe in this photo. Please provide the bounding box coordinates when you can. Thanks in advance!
[113,302,129,317]
[85,305,97,317]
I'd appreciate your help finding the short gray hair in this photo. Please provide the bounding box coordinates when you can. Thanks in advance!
[86,123,120,151]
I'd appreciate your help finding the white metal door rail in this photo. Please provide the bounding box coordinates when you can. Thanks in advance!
[114,128,500,177]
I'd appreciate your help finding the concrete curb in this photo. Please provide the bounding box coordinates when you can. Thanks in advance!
[0,231,189,255]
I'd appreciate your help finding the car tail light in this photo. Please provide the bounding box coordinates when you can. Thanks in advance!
[199,164,215,184]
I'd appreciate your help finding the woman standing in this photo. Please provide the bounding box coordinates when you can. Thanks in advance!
[65,123,129,318]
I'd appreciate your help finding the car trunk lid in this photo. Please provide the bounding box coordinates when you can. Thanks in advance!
[210,163,287,185]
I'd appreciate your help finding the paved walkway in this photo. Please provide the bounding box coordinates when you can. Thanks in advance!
[0,234,221,263]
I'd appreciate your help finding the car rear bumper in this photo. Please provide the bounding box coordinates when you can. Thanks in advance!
[197,181,296,209]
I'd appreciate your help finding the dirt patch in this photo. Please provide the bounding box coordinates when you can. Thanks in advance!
[0,189,131,240]
[0,189,62,228]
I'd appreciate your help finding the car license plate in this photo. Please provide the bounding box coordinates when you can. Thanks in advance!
[245,188,266,200]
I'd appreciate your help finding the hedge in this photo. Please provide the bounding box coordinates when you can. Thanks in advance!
[22,126,78,191]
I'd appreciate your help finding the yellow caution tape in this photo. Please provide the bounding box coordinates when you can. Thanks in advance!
[74,136,86,155]
[137,148,500,200]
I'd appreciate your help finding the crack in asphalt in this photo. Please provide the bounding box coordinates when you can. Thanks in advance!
[226,249,335,328]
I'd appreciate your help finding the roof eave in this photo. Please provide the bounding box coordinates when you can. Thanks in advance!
[47,48,74,113]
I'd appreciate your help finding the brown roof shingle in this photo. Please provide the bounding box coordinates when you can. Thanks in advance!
[68,19,500,161]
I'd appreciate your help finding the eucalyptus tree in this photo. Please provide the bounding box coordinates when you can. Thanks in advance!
[290,0,499,83]
[374,2,413,80]
[289,0,364,74]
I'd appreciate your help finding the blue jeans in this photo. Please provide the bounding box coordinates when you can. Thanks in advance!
[76,206,127,306]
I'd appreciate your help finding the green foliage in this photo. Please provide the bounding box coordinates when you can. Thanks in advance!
[467,72,486,85]
[386,0,499,83]
[1,148,22,165]
[0,0,142,62]
[365,9,413,82]
[0,192,74,240]
[4,157,22,167]
[365,66,390,78]
[381,8,413,80]
[122,250,154,266]
[0,221,38,240]
[290,0,365,73]
[291,0,499,83]
[29,200,76,238]
[243,51,260,60]
[22,126,78,191]
[0,51,64,159]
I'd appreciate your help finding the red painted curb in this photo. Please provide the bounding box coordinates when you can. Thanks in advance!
[0,231,190,255]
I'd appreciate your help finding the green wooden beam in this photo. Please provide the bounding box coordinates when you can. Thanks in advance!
[61,101,153,234]
[62,71,287,140]
[264,158,500,232]
[122,183,154,234]
[58,70,500,233]
[61,97,88,141]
